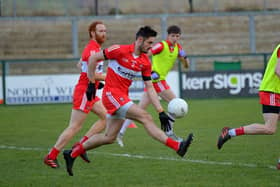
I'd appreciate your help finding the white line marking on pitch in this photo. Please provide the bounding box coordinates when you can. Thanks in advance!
[0,145,275,170]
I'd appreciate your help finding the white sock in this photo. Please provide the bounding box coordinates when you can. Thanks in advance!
[228,129,236,137]
[119,119,132,135]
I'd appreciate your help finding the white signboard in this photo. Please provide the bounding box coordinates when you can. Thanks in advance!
[5,74,79,105]
[3,72,179,105]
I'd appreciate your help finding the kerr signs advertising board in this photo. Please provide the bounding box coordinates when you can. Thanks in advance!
[181,70,263,98]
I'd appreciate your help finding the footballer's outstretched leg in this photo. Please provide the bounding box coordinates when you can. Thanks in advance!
[44,155,60,168]
[72,142,91,163]
[176,133,193,157]
[277,159,280,170]
[63,150,76,176]
[217,127,232,149]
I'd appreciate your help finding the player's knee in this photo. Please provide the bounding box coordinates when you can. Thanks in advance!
[67,124,82,133]
[265,126,277,135]
[140,112,153,124]
[104,134,116,144]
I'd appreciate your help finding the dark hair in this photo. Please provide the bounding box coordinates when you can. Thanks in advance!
[88,21,104,38]
[136,26,157,39]
[167,25,181,34]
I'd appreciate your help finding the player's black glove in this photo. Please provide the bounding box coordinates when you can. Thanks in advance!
[159,111,175,132]
[86,82,96,101]
[98,82,104,89]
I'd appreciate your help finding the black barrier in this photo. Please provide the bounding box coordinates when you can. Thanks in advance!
[181,70,263,98]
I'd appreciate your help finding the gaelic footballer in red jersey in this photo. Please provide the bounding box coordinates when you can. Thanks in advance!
[118,25,190,147]
[44,21,107,169]
[62,26,193,176]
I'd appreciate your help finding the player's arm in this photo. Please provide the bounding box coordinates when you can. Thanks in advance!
[88,51,105,83]
[144,79,174,132]
[95,73,106,81]
[178,49,190,69]
[144,80,164,113]
[76,58,82,70]
[276,49,280,78]
[86,51,106,101]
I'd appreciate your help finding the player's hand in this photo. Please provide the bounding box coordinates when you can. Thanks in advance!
[86,82,96,101]
[98,82,104,89]
[159,111,175,132]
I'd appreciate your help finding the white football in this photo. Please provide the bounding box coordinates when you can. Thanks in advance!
[168,98,188,118]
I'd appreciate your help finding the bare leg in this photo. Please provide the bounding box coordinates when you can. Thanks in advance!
[84,100,107,137]
[126,104,168,143]
[83,118,124,150]
[54,109,87,150]
[244,113,279,135]
[119,92,151,135]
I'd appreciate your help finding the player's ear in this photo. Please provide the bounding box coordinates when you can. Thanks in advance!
[137,36,144,42]
[90,31,95,38]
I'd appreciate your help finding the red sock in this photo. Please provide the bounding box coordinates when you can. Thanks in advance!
[71,143,85,158]
[235,127,245,136]
[165,137,180,151]
[80,136,89,144]
[48,147,60,160]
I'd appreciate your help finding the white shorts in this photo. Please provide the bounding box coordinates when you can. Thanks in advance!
[106,101,134,119]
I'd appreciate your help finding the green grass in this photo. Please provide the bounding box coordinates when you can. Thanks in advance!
[0,98,280,187]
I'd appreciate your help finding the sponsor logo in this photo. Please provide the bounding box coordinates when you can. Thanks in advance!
[182,72,262,95]
[117,66,136,80]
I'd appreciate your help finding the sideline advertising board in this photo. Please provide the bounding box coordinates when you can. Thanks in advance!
[3,72,179,105]
[5,75,78,105]
[181,70,263,98]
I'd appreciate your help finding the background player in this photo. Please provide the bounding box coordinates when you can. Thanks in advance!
[217,44,280,168]
[44,21,107,168]
[63,26,193,176]
[117,25,190,146]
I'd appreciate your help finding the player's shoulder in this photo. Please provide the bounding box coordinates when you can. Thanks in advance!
[177,42,182,49]
[152,42,164,50]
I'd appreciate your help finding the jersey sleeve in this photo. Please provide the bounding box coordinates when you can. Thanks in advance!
[150,42,164,55]
[104,45,122,60]
[141,57,152,81]
[177,43,186,57]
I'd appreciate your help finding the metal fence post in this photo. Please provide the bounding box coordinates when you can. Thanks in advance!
[189,57,196,71]
[1,60,6,105]
[161,15,167,40]
[178,60,182,98]
[249,15,256,53]
[71,18,79,58]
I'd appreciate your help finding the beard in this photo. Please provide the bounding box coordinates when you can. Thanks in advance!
[140,46,151,54]
[95,34,106,44]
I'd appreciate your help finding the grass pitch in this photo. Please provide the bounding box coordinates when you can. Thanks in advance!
[0,98,279,187]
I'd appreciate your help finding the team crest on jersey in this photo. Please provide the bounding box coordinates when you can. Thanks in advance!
[122,58,129,62]
[131,60,137,68]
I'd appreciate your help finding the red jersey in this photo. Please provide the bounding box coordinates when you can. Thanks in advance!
[78,40,104,85]
[103,43,151,96]
[150,40,183,56]
[72,39,103,113]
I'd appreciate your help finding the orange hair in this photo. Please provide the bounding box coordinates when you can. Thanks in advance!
[88,21,104,38]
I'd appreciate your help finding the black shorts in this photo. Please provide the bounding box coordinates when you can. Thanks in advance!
[262,105,280,114]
